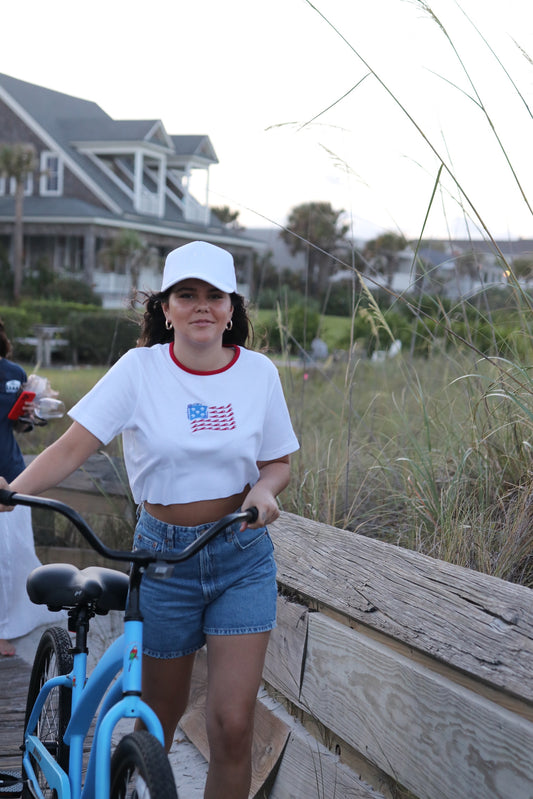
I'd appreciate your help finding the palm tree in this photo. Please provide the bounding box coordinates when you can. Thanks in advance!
[211,205,241,230]
[363,232,407,291]
[280,202,349,295]
[98,229,154,303]
[0,143,36,300]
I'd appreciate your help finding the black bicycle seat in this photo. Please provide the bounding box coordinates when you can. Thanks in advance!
[26,564,129,613]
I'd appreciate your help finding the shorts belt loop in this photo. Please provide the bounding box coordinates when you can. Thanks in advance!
[166,523,174,547]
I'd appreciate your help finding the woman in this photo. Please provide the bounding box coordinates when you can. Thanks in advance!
[0,241,299,799]
[0,320,59,656]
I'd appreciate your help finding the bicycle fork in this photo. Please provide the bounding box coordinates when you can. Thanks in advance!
[83,620,165,799]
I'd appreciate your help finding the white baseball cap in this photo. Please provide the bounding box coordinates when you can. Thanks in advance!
[161,241,237,293]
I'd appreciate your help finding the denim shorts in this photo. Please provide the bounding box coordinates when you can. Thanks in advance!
[133,506,278,658]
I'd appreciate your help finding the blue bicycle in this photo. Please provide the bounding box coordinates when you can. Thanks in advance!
[0,488,256,799]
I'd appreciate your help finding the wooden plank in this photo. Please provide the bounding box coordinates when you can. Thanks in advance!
[24,454,128,497]
[36,546,129,572]
[0,656,30,772]
[180,648,291,798]
[263,596,309,706]
[24,453,133,518]
[300,612,533,799]
[0,649,97,781]
[30,485,132,520]
[270,512,533,703]
[269,730,385,799]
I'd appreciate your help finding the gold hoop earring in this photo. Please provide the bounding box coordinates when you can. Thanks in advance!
[226,319,233,331]
[165,319,173,331]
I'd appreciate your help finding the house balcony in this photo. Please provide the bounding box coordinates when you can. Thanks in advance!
[185,194,209,225]
[138,190,161,216]
[93,267,160,308]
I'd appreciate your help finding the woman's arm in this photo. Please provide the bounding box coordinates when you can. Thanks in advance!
[0,421,103,509]
[241,455,291,529]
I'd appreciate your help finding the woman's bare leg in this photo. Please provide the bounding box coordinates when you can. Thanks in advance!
[137,652,196,751]
[203,632,270,799]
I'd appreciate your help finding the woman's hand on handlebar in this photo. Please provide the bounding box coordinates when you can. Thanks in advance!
[240,456,289,530]
[241,484,280,531]
[0,478,14,512]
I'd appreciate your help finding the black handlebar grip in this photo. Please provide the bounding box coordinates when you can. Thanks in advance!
[0,489,16,505]
[246,506,259,523]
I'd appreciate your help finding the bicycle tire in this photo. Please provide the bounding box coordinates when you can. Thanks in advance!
[21,626,73,799]
[110,731,178,799]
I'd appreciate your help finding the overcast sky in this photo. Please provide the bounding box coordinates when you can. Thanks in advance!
[2,0,533,241]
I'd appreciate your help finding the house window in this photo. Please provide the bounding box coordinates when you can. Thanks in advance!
[10,174,33,196]
[40,152,63,195]
[0,174,33,195]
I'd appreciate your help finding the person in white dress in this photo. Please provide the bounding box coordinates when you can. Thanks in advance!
[0,320,60,656]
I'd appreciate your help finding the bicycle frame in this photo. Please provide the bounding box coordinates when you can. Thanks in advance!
[22,623,162,799]
[0,489,257,799]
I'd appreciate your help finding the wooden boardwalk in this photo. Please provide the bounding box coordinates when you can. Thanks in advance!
[0,653,95,794]
[0,654,30,794]
[0,648,204,798]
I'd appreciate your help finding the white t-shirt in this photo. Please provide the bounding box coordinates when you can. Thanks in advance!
[69,344,299,505]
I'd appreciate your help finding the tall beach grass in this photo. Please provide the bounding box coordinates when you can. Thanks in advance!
[263,1,533,588]
[18,2,533,591]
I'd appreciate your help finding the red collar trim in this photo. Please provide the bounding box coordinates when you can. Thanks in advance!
[168,344,240,375]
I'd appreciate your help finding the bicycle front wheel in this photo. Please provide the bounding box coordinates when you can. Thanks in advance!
[22,626,73,799]
[110,731,178,799]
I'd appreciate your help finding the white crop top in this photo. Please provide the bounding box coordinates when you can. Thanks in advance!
[69,344,299,505]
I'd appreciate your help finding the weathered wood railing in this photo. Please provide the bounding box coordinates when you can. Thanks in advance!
[29,455,533,798]
[261,514,533,799]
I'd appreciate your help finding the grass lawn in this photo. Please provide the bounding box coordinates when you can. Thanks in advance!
[16,328,533,588]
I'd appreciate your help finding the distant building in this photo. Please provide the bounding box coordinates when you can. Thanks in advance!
[248,226,533,299]
[0,73,263,306]
[406,239,532,297]
[245,227,307,273]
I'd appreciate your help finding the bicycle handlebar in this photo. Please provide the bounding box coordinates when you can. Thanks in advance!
[0,489,258,565]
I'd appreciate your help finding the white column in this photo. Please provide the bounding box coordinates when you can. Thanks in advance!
[157,155,166,217]
[204,166,210,225]
[184,166,191,220]
[134,150,143,212]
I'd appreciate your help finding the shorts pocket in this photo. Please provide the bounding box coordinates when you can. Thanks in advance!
[133,527,164,552]
[231,526,272,552]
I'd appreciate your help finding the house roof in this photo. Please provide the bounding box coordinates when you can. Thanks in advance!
[245,227,307,272]
[0,195,116,219]
[0,74,230,228]
[417,238,533,261]
[169,135,218,164]
[0,73,215,157]
[416,247,457,269]
[0,73,266,252]
[60,117,166,144]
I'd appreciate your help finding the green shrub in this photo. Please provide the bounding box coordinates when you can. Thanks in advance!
[322,283,359,316]
[256,286,311,311]
[1,301,141,365]
[261,304,320,354]
[21,300,102,326]
[67,311,140,365]
[48,278,102,306]
[0,306,35,343]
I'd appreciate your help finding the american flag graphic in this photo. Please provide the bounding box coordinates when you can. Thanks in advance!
[187,403,236,432]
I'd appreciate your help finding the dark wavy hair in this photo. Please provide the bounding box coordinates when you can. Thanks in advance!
[0,319,12,358]
[136,290,253,349]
